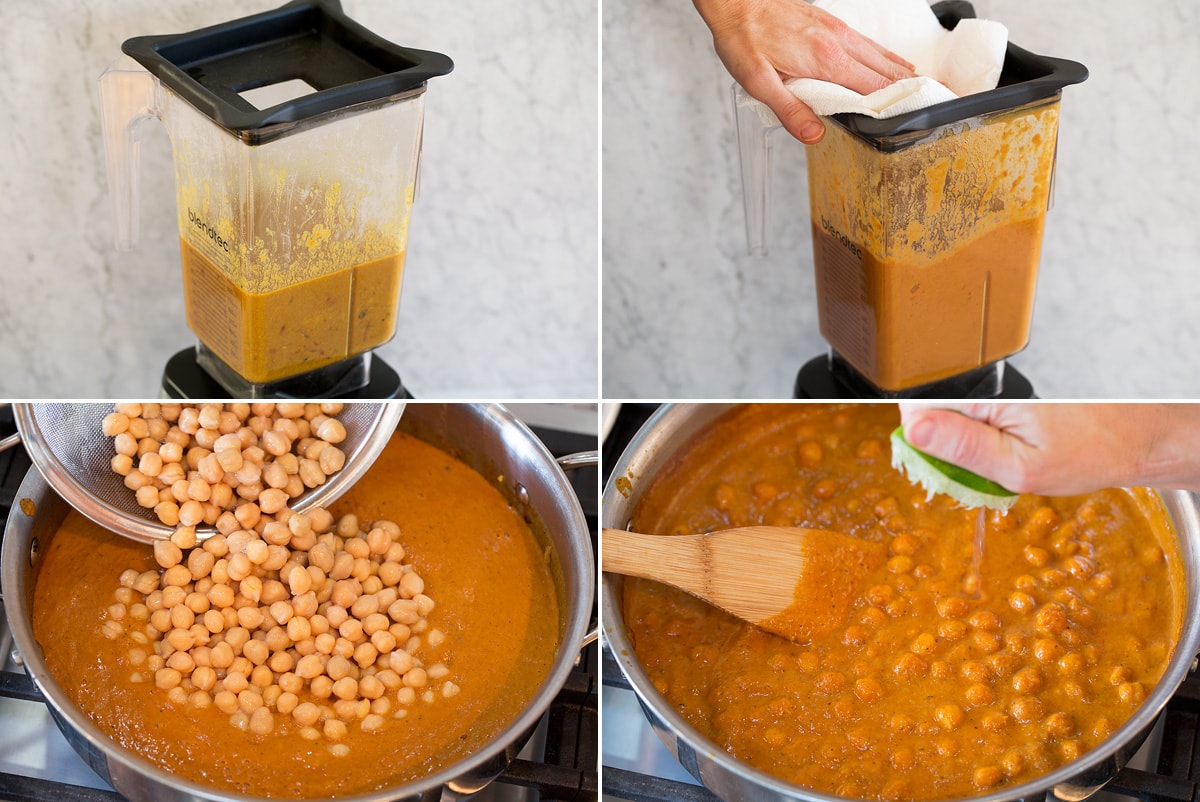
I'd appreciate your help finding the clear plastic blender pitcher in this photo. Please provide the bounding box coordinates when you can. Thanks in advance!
[735,2,1086,394]
[100,0,452,397]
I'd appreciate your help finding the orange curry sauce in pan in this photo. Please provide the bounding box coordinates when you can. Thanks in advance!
[623,403,1184,801]
[33,431,561,798]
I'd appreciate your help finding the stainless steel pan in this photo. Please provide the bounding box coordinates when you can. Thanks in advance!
[3,402,597,802]
[602,403,1200,802]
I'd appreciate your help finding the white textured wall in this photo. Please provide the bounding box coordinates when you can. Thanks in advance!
[0,0,597,399]
[603,0,1200,398]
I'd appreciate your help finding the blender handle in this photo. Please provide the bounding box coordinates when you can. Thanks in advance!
[733,82,782,258]
[98,58,162,251]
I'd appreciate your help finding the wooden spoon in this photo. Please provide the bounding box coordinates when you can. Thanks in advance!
[603,526,887,643]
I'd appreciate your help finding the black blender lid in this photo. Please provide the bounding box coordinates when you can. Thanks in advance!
[831,0,1087,141]
[121,0,453,140]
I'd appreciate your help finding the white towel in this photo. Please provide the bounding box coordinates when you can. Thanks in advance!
[750,0,1008,122]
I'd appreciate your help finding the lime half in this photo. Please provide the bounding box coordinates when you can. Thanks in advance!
[889,426,1018,512]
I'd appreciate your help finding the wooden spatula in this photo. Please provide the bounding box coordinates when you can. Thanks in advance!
[603,526,887,643]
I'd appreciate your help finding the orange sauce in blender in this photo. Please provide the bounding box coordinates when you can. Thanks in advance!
[812,217,1044,390]
[806,99,1061,391]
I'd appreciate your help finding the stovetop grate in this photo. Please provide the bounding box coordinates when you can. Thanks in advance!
[600,402,1200,802]
[0,406,597,802]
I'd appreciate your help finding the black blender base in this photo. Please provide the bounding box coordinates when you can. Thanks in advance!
[794,354,1035,399]
[161,347,412,400]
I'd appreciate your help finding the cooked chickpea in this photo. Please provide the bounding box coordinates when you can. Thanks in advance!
[399,666,427,689]
[1118,682,1146,704]
[1012,667,1043,694]
[1045,712,1078,739]
[102,403,451,750]
[323,719,349,742]
[965,683,994,707]
[911,633,937,656]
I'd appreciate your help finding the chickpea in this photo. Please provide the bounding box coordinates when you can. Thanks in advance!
[250,665,274,689]
[295,654,325,679]
[965,683,994,707]
[1035,603,1068,636]
[332,677,359,701]
[910,633,937,656]
[395,571,423,600]
[282,701,319,729]
[323,719,349,742]
[981,712,1009,733]
[1010,696,1047,724]
[1118,682,1147,704]
[353,642,379,669]
[154,668,182,690]
[973,767,1004,789]
[384,649,414,675]
[370,630,398,655]
[1045,712,1078,739]
[319,446,347,475]
[388,599,420,625]
[936,704,965,731]
[131,571,159,595]
[1012,667,1043,694]
[208,642,234,670]
[935,596,968,619]
[339,618,365,642]
[402,667,428,689]
[209,692,239,720]
[243,639,269,666]
[893,653,928,678]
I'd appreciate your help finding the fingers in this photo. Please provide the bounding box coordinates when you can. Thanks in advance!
[742,66,826,143]
[825,30,918,95]
[898,407,1028,492]
[869,40,916,73]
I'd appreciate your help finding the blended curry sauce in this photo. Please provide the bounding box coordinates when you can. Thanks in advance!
[807,99,1061,391]
[33,431,561,798]
[623,404,1184,801]
[181,240,404,384]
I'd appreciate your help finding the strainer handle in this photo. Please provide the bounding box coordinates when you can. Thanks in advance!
[0,403,20,453]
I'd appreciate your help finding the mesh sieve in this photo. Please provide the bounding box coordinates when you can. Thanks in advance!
[10,402,405,544]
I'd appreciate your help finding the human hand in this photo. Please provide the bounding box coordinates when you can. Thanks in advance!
[898,403,1200,497]
[692,0,916,143]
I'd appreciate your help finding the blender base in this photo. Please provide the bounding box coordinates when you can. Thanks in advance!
[794,353,1035,399]
[161,347,411,400]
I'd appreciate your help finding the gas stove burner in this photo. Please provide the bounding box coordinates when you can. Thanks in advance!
[161,346,410,400]
[794,351,1035,399]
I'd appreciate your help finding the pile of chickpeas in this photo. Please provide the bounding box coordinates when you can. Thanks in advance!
[99,403,455,754]
[104,402,351,528]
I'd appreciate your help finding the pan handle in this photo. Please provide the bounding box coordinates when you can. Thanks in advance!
[581,623,599,649]
[555,450,599,650]
[556,450,597,471]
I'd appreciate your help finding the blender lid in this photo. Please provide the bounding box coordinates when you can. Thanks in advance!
[121,0,453,140]
[831,0,1088,142]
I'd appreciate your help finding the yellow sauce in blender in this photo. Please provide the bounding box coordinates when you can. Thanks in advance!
[180,241,405,383]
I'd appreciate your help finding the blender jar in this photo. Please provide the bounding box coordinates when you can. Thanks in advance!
[735,2,1086,394]
[99,0,452,396]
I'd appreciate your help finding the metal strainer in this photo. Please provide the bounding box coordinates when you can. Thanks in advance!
[0,402,405,544]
